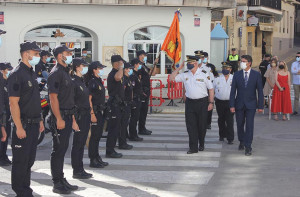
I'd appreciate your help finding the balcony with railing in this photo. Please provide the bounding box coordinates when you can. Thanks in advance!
[248,0,282,15]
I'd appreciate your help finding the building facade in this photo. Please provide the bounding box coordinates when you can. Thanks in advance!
[0,0,234,81]
[221,0,296,67]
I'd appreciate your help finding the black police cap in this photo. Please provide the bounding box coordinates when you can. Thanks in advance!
[185,55,199,63]
[0,62,13,70]
[130,58,142,66]
[202,52,209,57]
[222,62,232,68]
[136,50,147,57]
[124,62,134,69]
[89,61,106,70]
[53,45,74,57]
[231,48,236,51]
[40,50,52,57]
[0,29,6,35]
[72,58,89,68]
[111,55,125,63]
[20,41,41,53]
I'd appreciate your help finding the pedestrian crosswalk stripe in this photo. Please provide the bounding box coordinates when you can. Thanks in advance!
[146,121,218,126]
[141,136,219,142]
[82,150,221,158]
[34,169,215,185]
[62,158,220,168]
[99,142,222,149]
[143,129,219,137]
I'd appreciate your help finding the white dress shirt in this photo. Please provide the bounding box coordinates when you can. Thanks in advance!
[291,61,300,85]
[243,68,251,80]
[213,74,233,100]
[175,68,213,99]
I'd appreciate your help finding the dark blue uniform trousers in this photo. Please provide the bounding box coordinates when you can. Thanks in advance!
[88,111,105,159]
[11,123,39,197]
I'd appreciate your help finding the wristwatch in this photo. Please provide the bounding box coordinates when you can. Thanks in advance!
[209,102,214,105]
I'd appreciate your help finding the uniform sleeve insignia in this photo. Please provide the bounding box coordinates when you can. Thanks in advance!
[202,70,207,74]
[28,81,32,87]
[196,79,204,82]
[207,76,210,80]
[210,70,213,73]
[185,78,188,81]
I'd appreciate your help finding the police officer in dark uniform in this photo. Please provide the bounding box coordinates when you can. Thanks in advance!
[137,50,158,135]
[119,62,134,150]
[35,50,52,79]
[8,41,45,196]
[48,45,79,194]
[85,61,109,168]
[106,55,125,158]
[70,58,93,179]
[0,62,13,166]
[0,63,7,163]
[128,59,144,141]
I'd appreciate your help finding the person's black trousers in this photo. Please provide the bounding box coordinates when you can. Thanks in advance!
[215,99,234,141]
[106,104,123,154]
[129,98,141,138]
[207,110,212,126]
[119,104,131,146]
[88,111,105,159]
[50,115,73,183]
[71,113,91,173]
[138,96,149,132]
[11,123,39,197]
[185,97,208,151]
[0,111,11,161]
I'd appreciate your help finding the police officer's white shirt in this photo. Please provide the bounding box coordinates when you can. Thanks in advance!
[201,63,215,82]
[291,61,300,85]
[175,68,213,99]
[213,74,233,100]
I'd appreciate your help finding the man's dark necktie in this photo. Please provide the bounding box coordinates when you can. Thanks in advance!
[245,72,248,87]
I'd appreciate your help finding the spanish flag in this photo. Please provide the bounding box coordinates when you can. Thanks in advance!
[161,10,182,71]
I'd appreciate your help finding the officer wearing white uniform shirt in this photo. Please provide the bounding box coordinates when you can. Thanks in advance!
[291,52,300,115]
[170,56,214,154]
[214,62,234,144]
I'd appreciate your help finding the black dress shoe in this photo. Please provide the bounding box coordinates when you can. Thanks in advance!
[227,140,234,145]
[128,137,143,141]
[73,171,93,179]
[145,129,152,134]
[207,124,211,130]
[198,146,205,151]
[53,181,71,194]
[62,178,78,191]
[0,159,10,166]
[245,148,252,156]
[238,143,245,151]
[119,144,133,150]
[106,151,123,158]
[90,158,105,168]
[219,137,224,142]
[97,156,109,166]
[187,150,198,154]
[138,130,151,135]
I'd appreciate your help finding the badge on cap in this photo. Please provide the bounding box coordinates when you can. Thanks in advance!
[38,72,42,75]
[28,81,32,87]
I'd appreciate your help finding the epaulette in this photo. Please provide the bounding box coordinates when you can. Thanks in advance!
[202,70,207,74]
[184,70,189,73]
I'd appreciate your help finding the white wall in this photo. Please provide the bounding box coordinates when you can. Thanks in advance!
[0,3,211,76]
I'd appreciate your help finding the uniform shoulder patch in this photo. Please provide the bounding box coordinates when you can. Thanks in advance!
[184,70,188,73]
[207,76,210,80]
[202,70,207,74]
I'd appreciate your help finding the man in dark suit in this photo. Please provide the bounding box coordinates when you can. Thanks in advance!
[229,55,264,156]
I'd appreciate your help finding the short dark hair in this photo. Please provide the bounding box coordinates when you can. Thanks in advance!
[297,51,300,55]
[82,48,88,52]
[241,55,252,66]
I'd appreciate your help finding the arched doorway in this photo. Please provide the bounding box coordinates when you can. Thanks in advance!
[127,26,184,75]
[25,25,94,60]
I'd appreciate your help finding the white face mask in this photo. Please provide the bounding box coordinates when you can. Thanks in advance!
[240,62,247,70]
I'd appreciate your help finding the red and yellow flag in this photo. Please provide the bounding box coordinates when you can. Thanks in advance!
[161,10,182,71]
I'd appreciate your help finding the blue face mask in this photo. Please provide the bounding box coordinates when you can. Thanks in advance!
[296,57,300,62]
[98,69,104,77]
[138,64,142,70]
[143,57,147,63]
[128,69,133,76]
[222,69,230,75]
[198,59,202,64]
[6,70,11,78]
[203,58,208,63]
[81,67,88,75]
[46,57,51,63]
[64,56,73,64]
[187,63,195,70]
[0,37,2,47]
[29,56,41,67]
[82,53,87,57]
